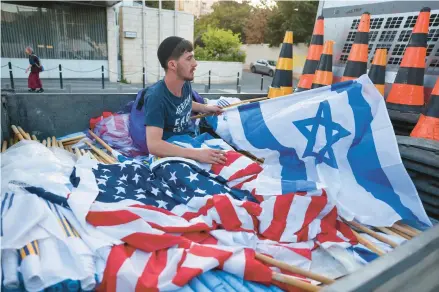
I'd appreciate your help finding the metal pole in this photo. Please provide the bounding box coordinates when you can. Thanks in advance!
[236,72,240,90]
[143,67,145,88]
[8,62,14,89]
[208,70,211,90]
[260,74,264,91]
[101,65,105,89]
[59,64,63,89]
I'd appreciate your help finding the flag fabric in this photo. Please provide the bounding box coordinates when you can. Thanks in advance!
[206,75,431,229]
[2,74,428,291]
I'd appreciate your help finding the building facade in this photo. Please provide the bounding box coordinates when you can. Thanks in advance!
[176,0,216,18]
[1,1,194,84]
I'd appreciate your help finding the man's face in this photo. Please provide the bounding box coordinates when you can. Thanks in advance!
[175,51,197,81]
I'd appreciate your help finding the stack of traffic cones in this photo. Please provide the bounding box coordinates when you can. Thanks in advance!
[311,40,334,89]
[368,48,387,96]
[295,16,324,92]
[341,12,370,82]
[410,77,439,141]
[387,7,430,113]
[268,31,293,98]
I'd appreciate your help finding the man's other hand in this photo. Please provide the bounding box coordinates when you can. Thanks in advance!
[194,149,227,164]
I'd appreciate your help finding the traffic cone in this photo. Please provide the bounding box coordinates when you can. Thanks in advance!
[368,48,387,96]
[311,40,334,89]
[295,16,324,92]
[268,31,293,98]
[341,12,370,82]
[387,7,430,113]
[410,77,439,141]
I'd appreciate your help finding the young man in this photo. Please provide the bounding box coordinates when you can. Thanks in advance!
[145,36,227,165]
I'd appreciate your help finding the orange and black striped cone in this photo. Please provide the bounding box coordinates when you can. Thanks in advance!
[387,7,430,113]
[341,12,370,82]
[268,31,293,98]
[311,40,333,89]
[295,16,324,92]
[410,77,439,141]
[368,48,387,96]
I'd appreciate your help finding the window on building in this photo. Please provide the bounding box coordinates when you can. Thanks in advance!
[1,2,108,60]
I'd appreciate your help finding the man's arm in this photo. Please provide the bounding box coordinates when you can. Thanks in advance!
[146,126,226,164]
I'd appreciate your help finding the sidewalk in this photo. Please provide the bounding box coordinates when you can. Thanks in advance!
[1,72,298,94]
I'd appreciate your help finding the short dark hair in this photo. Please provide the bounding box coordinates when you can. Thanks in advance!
[164,40,193,70]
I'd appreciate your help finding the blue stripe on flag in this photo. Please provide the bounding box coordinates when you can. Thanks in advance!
[0,193,9,236]
[338,82,422,226]
[238,102,317,193]
[8,193,14,210]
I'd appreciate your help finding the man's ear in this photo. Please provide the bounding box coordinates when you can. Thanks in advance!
[167,59,177,71]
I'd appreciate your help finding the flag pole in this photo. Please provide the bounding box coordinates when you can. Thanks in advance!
[191,97,269,120]
[346,221,398,248]
[272,272,321,291]
[256,253,335,285]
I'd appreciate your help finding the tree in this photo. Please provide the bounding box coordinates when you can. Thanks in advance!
[194,1,252,43]
[244,8,272,44]
[194,27,246,62]
[266,1,319,47]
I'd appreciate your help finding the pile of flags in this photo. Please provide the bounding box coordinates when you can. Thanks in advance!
[1,74,431,291]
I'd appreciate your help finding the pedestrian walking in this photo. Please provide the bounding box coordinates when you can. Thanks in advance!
[25,46,44,93]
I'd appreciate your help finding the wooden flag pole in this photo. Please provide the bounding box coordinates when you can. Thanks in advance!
[88,129,114,154]
[351,230,385,256]
[59,134,86,144]
[375,227,406,239]
[191,97,269,120]
[395,222,421,235]
[392,222,420,237]
[84,141,116,164]
[2,141,7,153]
[256,253,334,285]
[389,227,412,239]
[272,272,321,291]
[17,126,31,140]
[346,221,398,248]
[11,125,24,141]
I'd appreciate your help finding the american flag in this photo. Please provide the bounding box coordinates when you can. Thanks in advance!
[62,134,358,290]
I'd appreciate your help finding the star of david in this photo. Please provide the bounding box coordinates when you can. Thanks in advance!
[293,101,351,168]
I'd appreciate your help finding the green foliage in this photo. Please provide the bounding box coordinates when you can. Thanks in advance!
[194,1,252,43]
[266,1,319,47]
[195,27,246,62]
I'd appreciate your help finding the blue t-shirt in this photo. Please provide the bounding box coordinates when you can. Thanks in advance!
[144,80,193,140]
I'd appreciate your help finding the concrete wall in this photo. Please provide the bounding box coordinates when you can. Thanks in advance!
[1,92,265,140]
[107,6,119,82]
[119,6,194,84]
[241,43,309,78]
[0,58,109,79]
[194,61,243,84]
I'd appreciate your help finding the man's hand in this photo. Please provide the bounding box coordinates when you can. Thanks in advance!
[25,68,29,73]
[193,149,227,164]
[203,105,223,115]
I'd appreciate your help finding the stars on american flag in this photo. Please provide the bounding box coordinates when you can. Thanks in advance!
[92,156,253,211]
[187,172,199,182]
[169,171,177,184]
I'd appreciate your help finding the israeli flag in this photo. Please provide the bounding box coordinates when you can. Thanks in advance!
[206,75,431,229]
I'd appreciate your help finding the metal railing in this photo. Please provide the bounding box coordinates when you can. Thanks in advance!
[3,62,270,93]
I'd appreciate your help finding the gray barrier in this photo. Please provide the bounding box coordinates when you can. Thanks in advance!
[1,91,266,139]
[323,223,439,292]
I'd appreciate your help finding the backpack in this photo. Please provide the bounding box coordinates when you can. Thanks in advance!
[129,87,205,155]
